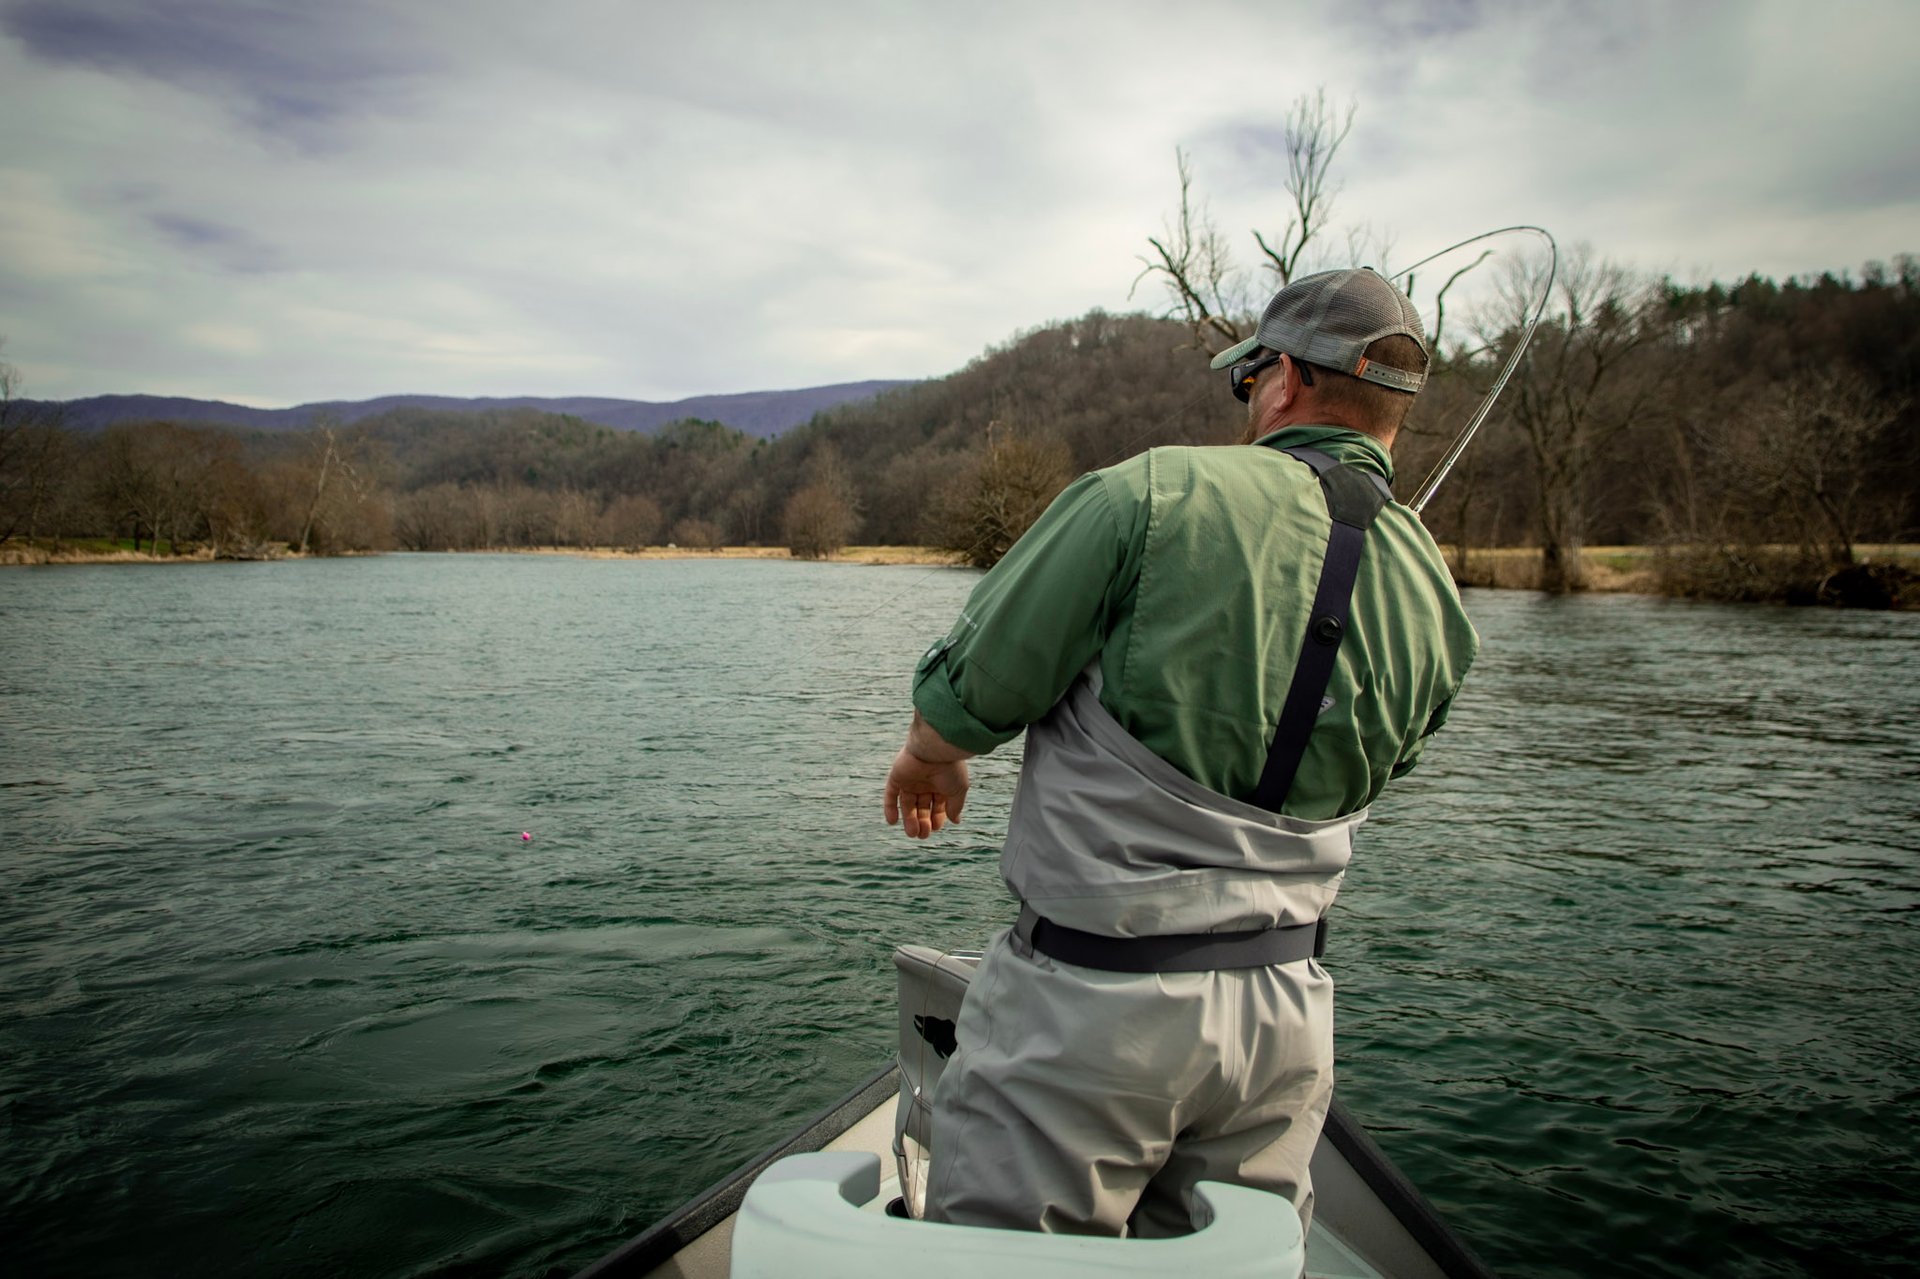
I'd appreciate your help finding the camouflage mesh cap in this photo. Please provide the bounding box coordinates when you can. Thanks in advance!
[1209,267,1430,393]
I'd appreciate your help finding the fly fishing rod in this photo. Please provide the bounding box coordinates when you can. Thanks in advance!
[1389,225,1558,514]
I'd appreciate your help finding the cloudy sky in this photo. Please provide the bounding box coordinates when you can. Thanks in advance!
[2,0,1914,406]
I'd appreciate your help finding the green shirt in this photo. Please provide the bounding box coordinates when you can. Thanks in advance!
[912,426,1479,820]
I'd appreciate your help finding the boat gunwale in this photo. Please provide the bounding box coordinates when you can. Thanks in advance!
[573,1061,1498,1279]
[572,1063,899,1279]
[1320,1098,1498,1279]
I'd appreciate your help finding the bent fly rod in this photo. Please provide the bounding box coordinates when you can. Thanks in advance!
[1389,225,1558,515]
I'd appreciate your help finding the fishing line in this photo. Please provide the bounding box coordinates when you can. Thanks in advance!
[1388,225,1559,513]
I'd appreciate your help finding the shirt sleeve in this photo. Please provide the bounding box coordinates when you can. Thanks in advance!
[912,471,1128,753]
[1389,693,1456,778]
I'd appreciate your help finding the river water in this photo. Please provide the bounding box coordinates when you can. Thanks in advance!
[1,555,1915,1278]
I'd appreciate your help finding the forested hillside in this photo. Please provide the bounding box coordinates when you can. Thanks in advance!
[0,310,1242,562]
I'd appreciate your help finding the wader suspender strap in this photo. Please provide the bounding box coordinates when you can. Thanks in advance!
[1247,446,1393,811]
[1021,446,1391,975]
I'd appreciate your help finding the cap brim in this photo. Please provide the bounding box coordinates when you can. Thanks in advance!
[1208,335,1261,370]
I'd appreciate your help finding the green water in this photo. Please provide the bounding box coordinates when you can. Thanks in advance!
[1,556,1915,1277]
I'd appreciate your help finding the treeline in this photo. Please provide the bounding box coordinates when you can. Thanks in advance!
[0,393,867,559]
[0,310,1237,564]
[1398,254,1920,603]
[3,260,1917,602]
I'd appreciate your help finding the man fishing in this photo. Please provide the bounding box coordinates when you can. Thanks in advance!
[882,266,1478,1241]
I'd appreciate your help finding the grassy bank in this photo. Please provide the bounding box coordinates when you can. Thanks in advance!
[446,545,964,565]
[1445,546,1662,593]
[0,537,212,565]
[1446,543,1920,608]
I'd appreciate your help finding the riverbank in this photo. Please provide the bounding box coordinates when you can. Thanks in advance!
[7,539,1917,606]
[1448,546,1660,593]
[1448,544,1920,608]
[0,540,964,568]
[496,545,966,566]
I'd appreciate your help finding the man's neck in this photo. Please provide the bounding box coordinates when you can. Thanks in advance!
[1242,415,1396,450]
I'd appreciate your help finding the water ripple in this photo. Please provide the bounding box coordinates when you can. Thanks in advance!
[2,564,1917,1277]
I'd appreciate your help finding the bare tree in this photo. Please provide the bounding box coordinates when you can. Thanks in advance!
[1136,90,1364,358]
[394,483,461,550]
[1410,249,1493,355]
[600,492,663,550]
[0,347,72,545]
[552,488,598,547]
[1478,246,1662,592]
[722,479,773,546]
[92,423,210,553]
[285,417,387,553]
[1133,147,1249,352]
[669,517,723,550]
[784,443,861,559]
[295,416,348,554]
[784,485,857,559]
[186,431,272,556]
[1250,88,1357,287]
[932,422,1073,569]
[1725,369,1904,569]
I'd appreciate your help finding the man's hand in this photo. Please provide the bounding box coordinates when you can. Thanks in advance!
[883,712,976,839]
[884,748,969,838]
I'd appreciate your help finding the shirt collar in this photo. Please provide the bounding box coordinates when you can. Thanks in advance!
[1253,425,1395,482]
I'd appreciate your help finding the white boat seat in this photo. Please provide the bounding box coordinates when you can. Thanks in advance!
[728,1151,1305,1278]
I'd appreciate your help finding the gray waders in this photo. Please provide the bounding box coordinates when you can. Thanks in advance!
[919,447,1393,1241]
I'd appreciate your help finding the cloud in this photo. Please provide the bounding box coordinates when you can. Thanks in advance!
[181,320,264,356]
[146,212,283,272]
[0,0,1913,404]
[1,0,432,149]
[0,168,124,283]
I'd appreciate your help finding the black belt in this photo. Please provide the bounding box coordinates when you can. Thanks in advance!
[1020,905,1326,973]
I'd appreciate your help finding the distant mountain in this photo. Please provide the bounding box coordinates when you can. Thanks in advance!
[27,380,915,440]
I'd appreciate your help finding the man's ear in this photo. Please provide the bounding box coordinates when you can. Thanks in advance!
[1273,355,1301,412]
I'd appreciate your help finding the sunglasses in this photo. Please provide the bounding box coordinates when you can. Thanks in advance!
[1229,351,1313,403]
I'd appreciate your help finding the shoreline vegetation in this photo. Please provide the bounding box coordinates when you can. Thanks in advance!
[0,539,965,568]
[6,538,1917,607]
